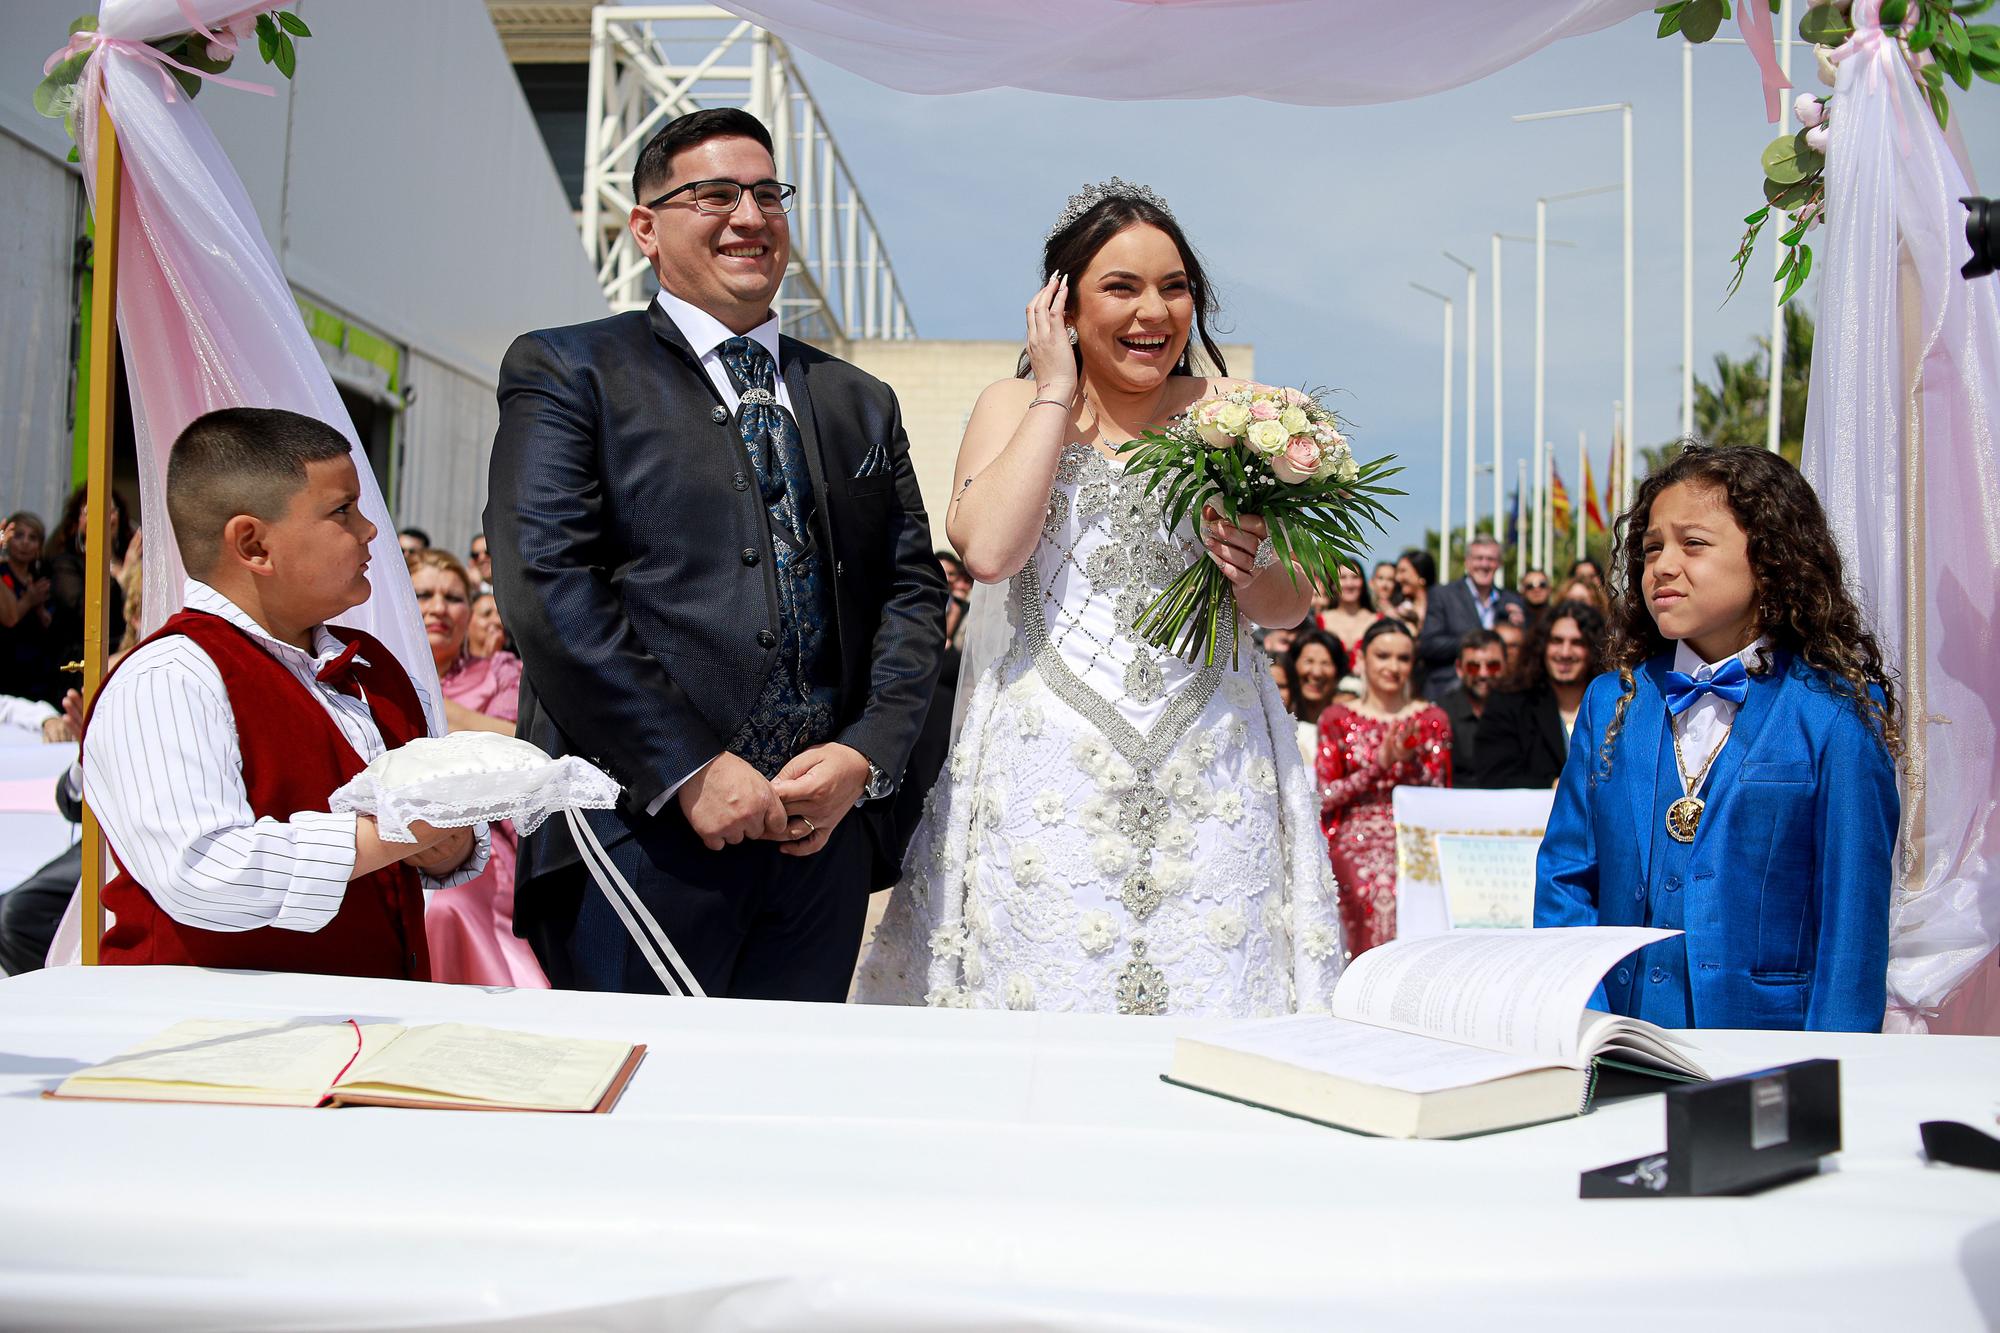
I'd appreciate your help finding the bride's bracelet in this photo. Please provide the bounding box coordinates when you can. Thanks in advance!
[1027,394,1072,412]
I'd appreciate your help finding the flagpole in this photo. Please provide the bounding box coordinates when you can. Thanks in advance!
[1577,429,1588,563]
[79,95,122,965]
[1412,282,1454,582]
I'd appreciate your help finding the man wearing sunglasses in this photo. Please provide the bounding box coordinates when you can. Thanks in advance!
[487,107,945,1002]
[1438,629,1507,787]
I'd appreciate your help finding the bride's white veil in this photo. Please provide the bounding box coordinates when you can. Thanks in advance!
[948,576,1011,743]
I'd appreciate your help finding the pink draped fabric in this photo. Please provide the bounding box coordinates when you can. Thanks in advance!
[713,0,1654,105]
[72,0,441,731]
[1805,4,2000,1035]
[422,651,549,989]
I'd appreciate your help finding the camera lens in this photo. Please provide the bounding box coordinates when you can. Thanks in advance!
[1964,197,1999,280]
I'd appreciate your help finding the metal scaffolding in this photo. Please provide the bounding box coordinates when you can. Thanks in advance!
[581,4,915,342]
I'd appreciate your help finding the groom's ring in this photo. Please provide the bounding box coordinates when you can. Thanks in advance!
[1252,537,1277,570]
[793,816,817,840]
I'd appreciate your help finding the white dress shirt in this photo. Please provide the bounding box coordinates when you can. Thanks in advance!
[646,288,790,814]
[82,580,487,934]
[1670,635,1769,775]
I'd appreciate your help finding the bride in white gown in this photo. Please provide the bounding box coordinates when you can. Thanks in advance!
[856,180,1346,1016]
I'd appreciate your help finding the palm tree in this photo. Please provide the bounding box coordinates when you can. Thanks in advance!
[1649,305,1814,472]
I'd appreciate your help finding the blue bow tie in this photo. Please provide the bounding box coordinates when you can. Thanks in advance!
[1664,656,1749,715]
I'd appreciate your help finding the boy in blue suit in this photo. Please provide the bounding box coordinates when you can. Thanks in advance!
[1536,446,1900,1031]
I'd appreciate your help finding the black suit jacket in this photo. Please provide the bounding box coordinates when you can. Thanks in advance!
[1417,579,1526,701]
[484,304,946,905]
[1476,685,1569,790]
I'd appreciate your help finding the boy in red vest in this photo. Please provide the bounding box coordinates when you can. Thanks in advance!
[83,407,483,979]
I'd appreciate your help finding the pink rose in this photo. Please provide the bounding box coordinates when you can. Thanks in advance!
[1249,399,1280,422]
[1280,387,1310,406]
[1271,435,1322,484]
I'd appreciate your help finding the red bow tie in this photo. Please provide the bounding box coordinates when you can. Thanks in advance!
[316,640,363,694]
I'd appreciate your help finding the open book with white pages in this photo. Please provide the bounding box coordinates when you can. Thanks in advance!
[1165,927,1707,1139]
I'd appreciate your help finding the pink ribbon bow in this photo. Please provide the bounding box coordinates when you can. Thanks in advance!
[43,21,275,106]
[1738,0,1795,123]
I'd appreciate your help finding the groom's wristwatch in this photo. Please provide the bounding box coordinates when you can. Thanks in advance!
[858,755,894,804]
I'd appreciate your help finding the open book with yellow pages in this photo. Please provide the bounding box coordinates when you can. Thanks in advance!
[47,1018,644,1113]
[1165,927,1707,1139]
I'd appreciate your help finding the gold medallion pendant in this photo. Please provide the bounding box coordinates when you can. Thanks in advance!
[1665,794,1705,844]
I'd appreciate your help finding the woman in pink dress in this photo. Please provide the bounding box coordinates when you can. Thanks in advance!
[1315,618,1452,958]
[408,549,549,988]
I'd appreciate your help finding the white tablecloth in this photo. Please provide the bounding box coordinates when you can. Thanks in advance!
[0,966,1995,1331]
[0,742,77,901]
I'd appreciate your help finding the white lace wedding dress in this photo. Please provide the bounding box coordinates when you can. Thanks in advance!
[856,443,1346,1016]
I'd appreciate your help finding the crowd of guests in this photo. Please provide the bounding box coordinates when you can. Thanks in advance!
[1245,536,1618,950]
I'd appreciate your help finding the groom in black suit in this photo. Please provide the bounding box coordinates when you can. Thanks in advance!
[486,108,945,1000]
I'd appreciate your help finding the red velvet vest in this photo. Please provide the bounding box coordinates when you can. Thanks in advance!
[92,609,432,980]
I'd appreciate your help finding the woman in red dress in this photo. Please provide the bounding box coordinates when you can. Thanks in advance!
[1315,618,1452,957]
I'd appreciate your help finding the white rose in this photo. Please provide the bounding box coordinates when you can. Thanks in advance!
[1072,735,1113,778]
[1299,923,1340,963]
[1195,419,1235,449]
[1804,123,1829,153]
[1032,789,1066,824]
[1011,844,1046,887]
[1093,837,1135,877]
[1004,974,1035,1011]
[1214,402,1252,435]
[1080,795,1120,836]
[1159,819,1199,856]
[1278,405,1310,435]
[1156,857,1195,894]
[1246,418,1290,456]
[1078,910,1117,954]
[1207,906,1247,949]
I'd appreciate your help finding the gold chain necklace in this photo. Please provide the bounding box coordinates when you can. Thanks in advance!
[1665,716,1732,844]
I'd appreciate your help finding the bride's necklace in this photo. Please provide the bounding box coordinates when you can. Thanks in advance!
[1080,383,1175,451]
[1666,716,1732,844]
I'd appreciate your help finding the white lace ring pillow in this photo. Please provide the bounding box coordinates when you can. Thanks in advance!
[329,732,622,842]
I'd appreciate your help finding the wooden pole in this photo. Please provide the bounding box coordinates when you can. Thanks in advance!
[78,95,122,965]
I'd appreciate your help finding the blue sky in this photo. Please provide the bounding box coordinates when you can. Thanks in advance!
[781,19,2000,561]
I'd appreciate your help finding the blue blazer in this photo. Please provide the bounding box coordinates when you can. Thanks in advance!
[1535,652,1898,1032]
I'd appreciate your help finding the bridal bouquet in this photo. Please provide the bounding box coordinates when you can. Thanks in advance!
[1117,384,1399,666]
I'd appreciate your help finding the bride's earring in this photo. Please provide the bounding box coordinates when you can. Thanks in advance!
[1067,326,1079,346]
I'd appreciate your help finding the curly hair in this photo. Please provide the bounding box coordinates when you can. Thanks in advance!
[1598,443,1900,774]
[1505,599,1606,694]
[1281,626,1348,721]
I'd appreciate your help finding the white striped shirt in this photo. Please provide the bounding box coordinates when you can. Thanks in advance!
[82,580,486,934]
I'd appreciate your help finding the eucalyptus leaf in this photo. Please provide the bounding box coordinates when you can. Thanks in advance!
[1682,0,1725,42]
[1761,131,1823,186]
[1800,4,1853,44]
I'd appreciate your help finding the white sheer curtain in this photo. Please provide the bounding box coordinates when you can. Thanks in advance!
[1804,10,2000,1034]
[715,0,1653,104]
[73,0,442,731]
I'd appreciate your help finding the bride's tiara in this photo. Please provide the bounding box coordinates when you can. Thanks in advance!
[1046,177,1175,242]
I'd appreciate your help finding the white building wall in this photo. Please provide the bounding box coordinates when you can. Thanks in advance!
[400,352,501,560]
[0,128,82,529]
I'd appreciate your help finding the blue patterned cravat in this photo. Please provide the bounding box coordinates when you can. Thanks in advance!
[1663,655,1750,715]
[716,335,837,776]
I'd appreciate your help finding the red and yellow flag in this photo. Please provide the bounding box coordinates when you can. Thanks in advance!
[1550,461,1573,533]
[1584,448,1607,534]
